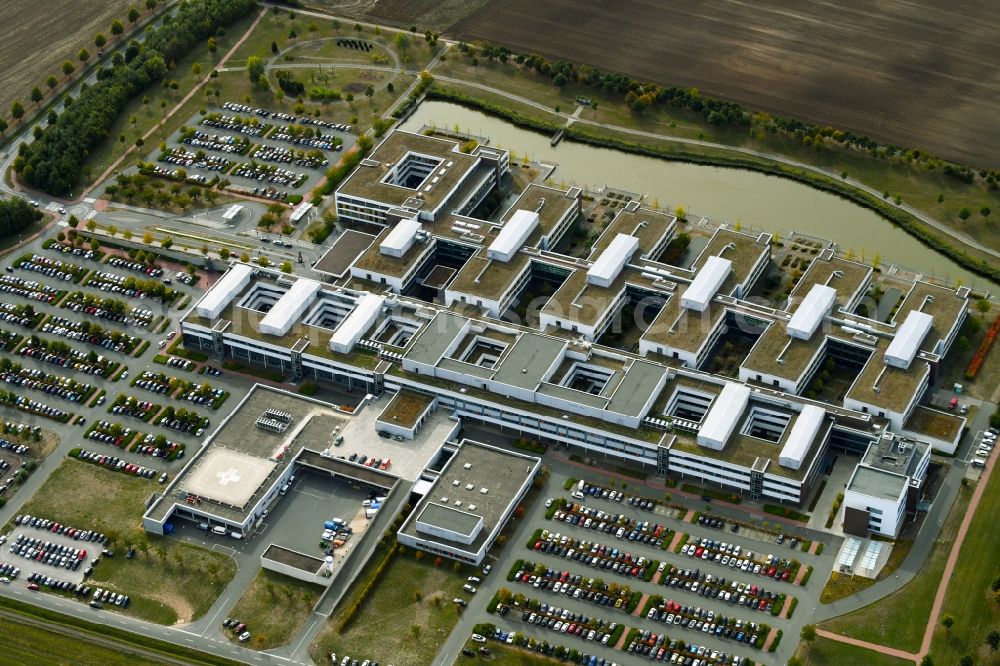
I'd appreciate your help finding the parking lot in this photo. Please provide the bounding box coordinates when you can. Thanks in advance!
[452,462,834,666]
[145,104,358,202]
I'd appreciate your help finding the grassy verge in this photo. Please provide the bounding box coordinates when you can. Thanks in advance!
[11,458,236,624]
[455,640,565,665]
[793,636,913,666]
[225,569,323,650]
[680,483,742,504]
[309,547,472,665]
[927,468,1000,664]
[763,504,809,522]
[820,484,972,651]
[0,594,242,666]
[0,615,163,666]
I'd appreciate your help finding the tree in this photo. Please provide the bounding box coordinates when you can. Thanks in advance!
[95,33,107,49]
[920,656,934,666]
[674,205,687,221]
[0,119,7,136]
[62,61,75,78]
[941,613,955,631]
[30,88,43,105]
[279,261,292,273]
[78,48,90,63]
[270,40,278,54]
[46,75,59,91]
[800,624,816,642]
[218,247,230,260]
[192,63,202,77]
[128,7,141,24]
[110,19,124,38]
[959,657,973,666]
[10,101,25,121]
[394,33,410,52]
[982,206,992,218]
[958,208,971,220]
[977,299,991,316]
[987,631,1000,651]
[145,0,156,9]
[246,56,265,84]
[365,85,375,100]
[208,36,217,54]
[85,219,97,233]
[123,230,133,242]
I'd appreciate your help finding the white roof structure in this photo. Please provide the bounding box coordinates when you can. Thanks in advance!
[259,278,322,337]
[681,255,732,312]
[697,382,750,451]
[885,310,934,369]
[779,404,826,469]
[786,284,837,340]
[289,201,314,223]
[330,293,384,354]
[587,234,638,287]
[195,264,254,320]
[380,218,422,257]
[488,209,539,262]
[221,204,243,221]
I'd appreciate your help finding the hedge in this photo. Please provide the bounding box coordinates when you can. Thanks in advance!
[507,559,524,582]
[336,545,398,632]
[762,504,808,522]
[786,596,798,619]
[625,589,643,614]
[526,528,543,549]
[815,542,825,555]
[673,533,690,554]
[620,627,640,652]
[642,561,659,582]
[563,477,578,491]
[768,628,783,652]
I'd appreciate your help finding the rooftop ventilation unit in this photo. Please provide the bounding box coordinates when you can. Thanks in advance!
[480,487,489,494]
[463,463,472,470]
[466,483,474,490]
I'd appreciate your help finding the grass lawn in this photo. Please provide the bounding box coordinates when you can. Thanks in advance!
[225,569,323,650]
[454,640,564,665]
[927,466,1000,664]
[938,305,1000,403]
[309,548,472,666]
[793,636,912,666]
[9,458,236,625]
[819,483,972,652]
[0,615,164,666]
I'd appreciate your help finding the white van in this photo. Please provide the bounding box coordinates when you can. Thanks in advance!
[211,525,227,535]
[279,483,290,496]
[229,531,243,540]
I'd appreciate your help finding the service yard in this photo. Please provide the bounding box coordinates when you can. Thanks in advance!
[449,0,1000,168]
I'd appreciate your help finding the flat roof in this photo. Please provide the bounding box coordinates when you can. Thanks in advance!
[606,360,665,417]
[313,231,376,278]
[681,255,731,312]
[330,293,384,353]
[779,404,825,469]
[905,406,964,442]
[847,342,929,413]
[697,382,750,450]
[399,439,539,552]
[493,333,565,390]
[353,225,431,279]
[893,281,967,354]
[337,131,478,213]
[789,255,871,305]
[885,310,934,368]
[259,277,322,337]
[591,207,675,260]
[378,389,435,429]
[261,544,324,574]
[848,465,907,501]
[690,228,769,296]
[195,263,254,320]
[405,311,468,366]
[642,295,726,354]
[786,284,837,340]
[183,448,277,509]
[416,502,482,537]
[488,209,539,261]
[380,218,422,255]
[587,233,638,285]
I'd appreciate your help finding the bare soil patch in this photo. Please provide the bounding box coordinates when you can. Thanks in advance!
[450,0,1000,168]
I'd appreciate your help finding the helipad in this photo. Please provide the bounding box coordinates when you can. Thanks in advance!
[182,448,278,509]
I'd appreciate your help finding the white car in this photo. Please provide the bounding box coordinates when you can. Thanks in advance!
[471,634,486,643]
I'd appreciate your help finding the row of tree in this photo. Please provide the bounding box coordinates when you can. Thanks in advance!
[14,0,257,195]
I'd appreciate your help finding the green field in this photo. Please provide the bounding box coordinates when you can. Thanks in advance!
[226,569,323,650]
[927,468,1000,664]
[309,548,472,666]
[10,458,236,625]
[820,484,972,652]
[794,636,913,666]
[0,615,164,666]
